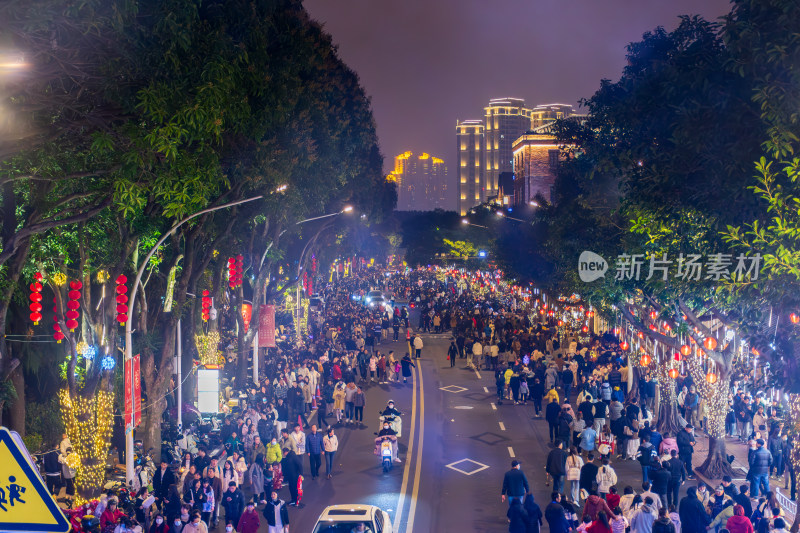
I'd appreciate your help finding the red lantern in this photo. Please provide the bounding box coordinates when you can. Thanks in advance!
[228,257,237,289]
[703,337,717,351]
[680,345,691,356]
[640,354,652,366]
[668,368,679,379]
[706,371,718,384]
[557,320,564,327]
[620,341,629,351]
[29,275,44,325]
[115,274,129,325]
[587,311,594,318]
[201,290,211,322]
[53,300,63,343]
[637,331,644,339]
[673,352,681,362]
[649,311,657,320]
[790,313,799,324]
[663,323,671,332]
[751,347,760,356]
[581,325,589,333]
[66,280,81,332]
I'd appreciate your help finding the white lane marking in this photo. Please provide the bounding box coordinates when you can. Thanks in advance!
[499,421,506,431]
[490,403,497,410]
[483,386,489,393]
[508,446,515,458]
[474,368,482,380]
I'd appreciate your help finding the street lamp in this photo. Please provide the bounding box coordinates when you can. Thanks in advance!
[495,211,527,223]
[461,218,487,229]
[124,195,262,486]
[529,201,539,207]
[296,205,353,224]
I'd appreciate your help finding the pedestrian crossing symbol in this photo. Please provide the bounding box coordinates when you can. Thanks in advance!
[0,427,70,532]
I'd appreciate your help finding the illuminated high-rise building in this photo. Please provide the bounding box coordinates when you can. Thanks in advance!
[391,151,449,211]
[456,120,484,215]
[457,99,579,212]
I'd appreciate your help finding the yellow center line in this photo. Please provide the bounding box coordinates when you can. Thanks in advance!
[406,357,425,531]
[393,360,418,532]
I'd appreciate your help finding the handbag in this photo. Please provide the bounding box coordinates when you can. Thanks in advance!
[566,456,581,481]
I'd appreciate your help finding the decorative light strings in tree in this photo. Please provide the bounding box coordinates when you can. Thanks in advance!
[58,389,114,502]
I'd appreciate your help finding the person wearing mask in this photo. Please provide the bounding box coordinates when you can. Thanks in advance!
[263,491,289,533]
[221,482,244,527]
[323,427,339,479]
[149,515,168,533]
[679,487,710,533]
[501,460,530,506]
[237,502,260,533]
[266,438,282,465]
[182,513,208,533]
[545,492,572,533]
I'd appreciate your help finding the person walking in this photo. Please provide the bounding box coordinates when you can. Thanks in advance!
[546,442,568,494]
[677,425,696,479]
[596,459,618,499]
[678,487,710,533]
[508,498,530,533]
[221,482,244,527]
[545,493,572,533]
[413,335,423,358]
[448,341,458,368]
[401,353,416,384]
[262,491,289,533]
[566,447,584,503]
[747,438,772,498]
[524,493,543,533]
[501,460,530,506]
[323,427,338,479]
[306,425,323,479]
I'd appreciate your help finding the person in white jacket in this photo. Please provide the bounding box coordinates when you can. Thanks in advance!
[596,458,618,498]
[413,335,424,358]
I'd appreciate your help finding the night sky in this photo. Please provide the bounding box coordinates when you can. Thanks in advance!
[303,0,733,173]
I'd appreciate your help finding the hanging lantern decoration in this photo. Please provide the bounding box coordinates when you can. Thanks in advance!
[637,331,644,339]
[115,274,129,325]
[663,323,671,332]
[680,345,692,356]
[241,302,252,333]
[703,337,718,351]
[649,311,657,320]
[557,320,564,327]
[65,280,82,332]
[227,257,236,289]
[706,371,718,384]
[29,273,43,325]
[649,324,657,331]
[587,310,594,318]
[201,290,211,322]
[581,325,589,333]
[673,352,681,362]
[620,341,629,351]
[53,298,64,343]
[790,313,799,324]
[668,368,679,379]
[751,347,760,357]
[235,254,244,287]
[640,353,652,366]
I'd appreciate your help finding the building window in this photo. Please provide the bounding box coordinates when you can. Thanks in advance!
[548,149,559,169]
[460,194,466,200]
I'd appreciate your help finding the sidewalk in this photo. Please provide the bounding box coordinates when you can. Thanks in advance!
[693,432,795,522]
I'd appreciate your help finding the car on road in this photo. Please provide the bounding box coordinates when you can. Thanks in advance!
[365,290,392,312]
[311,504,393,533]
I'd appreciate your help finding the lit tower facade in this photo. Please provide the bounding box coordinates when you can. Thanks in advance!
[456,120,484,215]
[391,151,449,211]
[484,98,532,196]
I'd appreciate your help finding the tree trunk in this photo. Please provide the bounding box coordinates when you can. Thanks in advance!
[655,362,682,436]
[697,434,734,479]
[8,363,25,436]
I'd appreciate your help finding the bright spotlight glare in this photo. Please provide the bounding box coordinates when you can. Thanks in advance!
[342,206,353,213]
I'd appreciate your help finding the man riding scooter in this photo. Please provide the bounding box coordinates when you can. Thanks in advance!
[376,422,400,463]
[379,400,403,437]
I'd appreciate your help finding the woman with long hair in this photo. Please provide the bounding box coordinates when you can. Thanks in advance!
[588,511,612,533]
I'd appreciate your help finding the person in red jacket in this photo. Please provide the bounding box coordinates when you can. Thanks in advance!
[99,499,126,532]
[583,491,617,521]
[726,505,754,533]
[236,502,260,533]
[606,486,621,512]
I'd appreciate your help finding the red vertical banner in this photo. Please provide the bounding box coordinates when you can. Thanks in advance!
[125,354,142,430]
[258,305,276,348]
[133,354,141,428]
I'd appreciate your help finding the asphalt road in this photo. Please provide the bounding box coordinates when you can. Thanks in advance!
[256,328,695,532]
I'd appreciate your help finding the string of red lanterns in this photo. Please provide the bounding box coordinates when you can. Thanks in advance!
[116,274,129,325]
[201,290,211,322]
[29,272,43,325]
[53,297,64,343]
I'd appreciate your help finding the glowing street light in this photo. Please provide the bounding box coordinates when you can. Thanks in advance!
[461,219,487,229]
